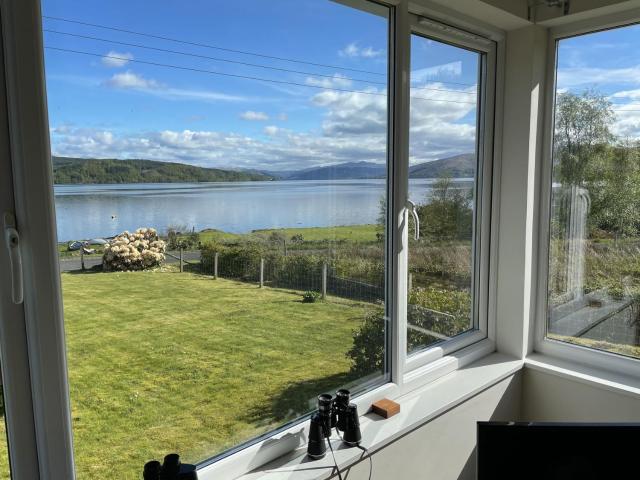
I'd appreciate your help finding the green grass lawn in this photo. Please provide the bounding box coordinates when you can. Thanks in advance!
[251,224,380,243]
[0,271,373,479]
[196,224,380,246]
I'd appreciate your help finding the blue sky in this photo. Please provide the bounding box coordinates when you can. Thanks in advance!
[43,0,481,170]
[557,23,640,139]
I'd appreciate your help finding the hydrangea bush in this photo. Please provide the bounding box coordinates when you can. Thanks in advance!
[103,228,166,271]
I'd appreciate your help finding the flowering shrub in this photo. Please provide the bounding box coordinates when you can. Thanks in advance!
[103,228,166,271]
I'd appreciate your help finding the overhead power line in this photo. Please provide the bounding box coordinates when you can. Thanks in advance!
[43,15,386,77]
[42,15,478,89]
[43,29,477,96]
[44,47,478,105]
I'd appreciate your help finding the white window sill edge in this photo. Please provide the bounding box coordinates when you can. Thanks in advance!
[525,353,640,399]
[227,352,521,480]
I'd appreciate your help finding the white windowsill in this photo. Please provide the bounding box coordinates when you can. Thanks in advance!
[232,353,521,480]
[525,353,640,398]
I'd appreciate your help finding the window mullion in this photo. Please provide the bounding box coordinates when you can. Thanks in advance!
[388,0,411,385]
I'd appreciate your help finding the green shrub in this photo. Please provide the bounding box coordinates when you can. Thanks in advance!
[302,291,321,303]
[346,306,385,377]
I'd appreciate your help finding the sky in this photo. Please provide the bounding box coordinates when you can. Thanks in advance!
[557,23,640,140]
[42,0,482,171]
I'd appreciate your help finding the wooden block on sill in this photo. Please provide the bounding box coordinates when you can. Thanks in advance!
[371,398,400,419]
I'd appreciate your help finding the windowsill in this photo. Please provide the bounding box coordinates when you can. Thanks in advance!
[525,353,640,398]
[230,353,521,480]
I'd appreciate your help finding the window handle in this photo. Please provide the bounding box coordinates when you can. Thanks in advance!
[406,200,420,241]
[4,213,23,304]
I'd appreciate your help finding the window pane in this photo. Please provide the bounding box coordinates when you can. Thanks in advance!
[0,375,9,479]
[547,25,640,360]
[406,33,481,355]
[42,1,389,476]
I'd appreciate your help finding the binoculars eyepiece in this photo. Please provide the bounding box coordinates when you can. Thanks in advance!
[307,389,362,459]
[143,453,197,480]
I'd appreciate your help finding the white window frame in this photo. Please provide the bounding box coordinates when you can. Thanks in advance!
[402,13,498,375]
[0,0,503,478]
[534,8,640,380]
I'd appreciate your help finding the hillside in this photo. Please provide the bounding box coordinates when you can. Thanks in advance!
[285,161,386,180]
[52,157,273,184]
[409,153,475,179]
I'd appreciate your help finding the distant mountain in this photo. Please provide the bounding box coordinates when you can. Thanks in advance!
[263,153,475,181]
[284,161,387,180]
[52,157,274,184]
[409,153,475,179]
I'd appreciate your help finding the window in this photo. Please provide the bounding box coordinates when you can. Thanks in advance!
[40,1,389,477]
[0,1,498,477]
[407,31,484,356]
[546,24,640,360]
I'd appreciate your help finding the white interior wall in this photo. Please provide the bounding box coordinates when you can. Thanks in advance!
[522,368,640,421]
[330,367,640,480]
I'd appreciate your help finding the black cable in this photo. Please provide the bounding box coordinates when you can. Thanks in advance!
[326,435,344,480]
[43,29,477,96]
[44,47,478,105]
[357,445,373,480]
[42,15,386,76]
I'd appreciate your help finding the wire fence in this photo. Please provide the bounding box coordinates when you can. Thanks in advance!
[198,253,384,303]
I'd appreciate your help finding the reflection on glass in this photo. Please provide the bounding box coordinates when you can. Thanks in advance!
[547,25,640,359]
[406,33,480,355]
[41,1,389,476]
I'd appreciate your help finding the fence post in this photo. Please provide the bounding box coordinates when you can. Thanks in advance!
[322,262,327,299]
[214,252,218,279]
[179,247,184,273]
[80,247,85,271]
[408,273,413,294]
[260,258,265,288]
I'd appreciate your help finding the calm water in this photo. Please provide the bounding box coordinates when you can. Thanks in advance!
[53,179,473,241]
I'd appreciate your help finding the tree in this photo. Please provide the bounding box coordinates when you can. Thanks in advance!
[417,174,473,242]
[554,90,615,186]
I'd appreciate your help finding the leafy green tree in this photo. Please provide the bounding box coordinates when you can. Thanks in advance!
[417,175,473,242]
[554,90,615,186]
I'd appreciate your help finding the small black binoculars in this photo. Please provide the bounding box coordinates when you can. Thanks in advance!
[307,388,362,459]
[143,453,197,480]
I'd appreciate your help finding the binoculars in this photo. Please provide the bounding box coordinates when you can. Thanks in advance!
[143,453,197,480]
[307,389,362,459]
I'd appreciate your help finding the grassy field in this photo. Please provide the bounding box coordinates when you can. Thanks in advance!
[196,224,380,245]
[0,270,373,479]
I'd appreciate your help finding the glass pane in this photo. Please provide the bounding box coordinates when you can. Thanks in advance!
[406,33,481,355]
[547,25,640,359]
[42,1,389,476]
[0,374,10,479]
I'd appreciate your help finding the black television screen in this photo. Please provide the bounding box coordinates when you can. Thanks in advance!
[477,422,640,480]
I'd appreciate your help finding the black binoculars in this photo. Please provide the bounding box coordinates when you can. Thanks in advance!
[143,453,198,480]
[307,389,362,459]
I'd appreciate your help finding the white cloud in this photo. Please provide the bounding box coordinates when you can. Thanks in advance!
[42,61,476,172]
[101,51,134,68]
[411,62,463,83]
[51,77,478,169]
[104,71,161,90]
[102,71,247,103]
[240,111,269,121]
[264,125,280,136]
[557,65,640,89]
[277,113,288,121]
[339,42,383,58]
[611,89,640,101]
[305,74,353,89]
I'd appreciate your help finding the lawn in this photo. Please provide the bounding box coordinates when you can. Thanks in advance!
[197,224,380,245]
[0,270,373,479]
[250,224,380,243]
